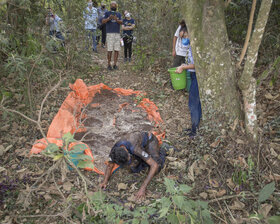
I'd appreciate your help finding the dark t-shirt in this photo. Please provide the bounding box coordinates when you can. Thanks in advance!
[104,11,122,33]
[122,18,135,36]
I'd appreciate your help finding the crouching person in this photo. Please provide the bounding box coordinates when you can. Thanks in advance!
[100,132,165,200]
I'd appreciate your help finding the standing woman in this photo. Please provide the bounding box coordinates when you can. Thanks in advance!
[176,28,202,138]
[122,12,135,62]
[172,20,187,67]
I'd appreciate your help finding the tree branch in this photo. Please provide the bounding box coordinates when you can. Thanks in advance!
[237,0,257,67]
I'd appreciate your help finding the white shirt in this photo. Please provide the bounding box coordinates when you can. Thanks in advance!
[186,46,195,72]
[174,25,189,57]
[83,7,98,30]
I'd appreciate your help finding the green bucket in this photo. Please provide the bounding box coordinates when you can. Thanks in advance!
[168,67,186,90]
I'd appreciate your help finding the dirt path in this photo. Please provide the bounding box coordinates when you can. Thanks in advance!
[88,44,192,147]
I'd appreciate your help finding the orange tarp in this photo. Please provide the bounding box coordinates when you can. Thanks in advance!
[31,79,165,175]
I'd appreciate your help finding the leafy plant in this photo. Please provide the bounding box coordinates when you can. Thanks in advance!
[42,132,94,170]
[258,182,275,203]
[75,178,213,224]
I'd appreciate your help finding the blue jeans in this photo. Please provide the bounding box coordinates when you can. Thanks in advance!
[49,30,65,46]
[188,72,202,133]
[86,29,97,52]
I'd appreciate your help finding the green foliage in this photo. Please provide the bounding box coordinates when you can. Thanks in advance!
[232,155,255,188]
[42,132,94,170]
[76,178,213,223]
[258,182,275,203]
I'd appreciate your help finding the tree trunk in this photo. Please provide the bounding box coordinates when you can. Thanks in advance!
[239,0,273,140]
[184,0,242,130]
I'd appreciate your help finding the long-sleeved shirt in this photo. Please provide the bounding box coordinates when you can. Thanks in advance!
[48,14,62,32]
[83,6,98,30]
[97,7,108,25]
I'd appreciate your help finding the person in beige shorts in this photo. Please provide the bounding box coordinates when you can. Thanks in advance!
[102,1,122,70]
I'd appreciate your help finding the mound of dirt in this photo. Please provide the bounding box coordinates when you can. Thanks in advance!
[74,89,156,173]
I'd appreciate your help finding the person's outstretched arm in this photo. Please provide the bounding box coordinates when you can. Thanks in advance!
[176,63,195,73]
[100,162,114,189]
[135,157,159,200]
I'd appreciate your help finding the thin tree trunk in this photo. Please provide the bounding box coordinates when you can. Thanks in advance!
[238,0,273,140]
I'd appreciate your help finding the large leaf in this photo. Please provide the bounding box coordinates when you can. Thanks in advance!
[167,213,179,224]
[172,195,185,209]
[77,160,94,169]
[164,178,177,194]
[258,182,275,203]
[62,132,75,146]
[44,143,59,154]
[69,144,88,154]
[90,191,106,202]
[160,197,172,208]
[69,154,92,161]
[179,184,192,193]
[159,207,169,219]
[268,216,280,224]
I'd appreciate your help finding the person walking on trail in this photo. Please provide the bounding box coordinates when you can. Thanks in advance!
[46,7,65,45]
[83,1,98,52]
[172,20,188,67]
[100,132,165,200]
[122,12,135,62]
[97,2,108,48]
[175,28,202,138]
[102,1,122,70]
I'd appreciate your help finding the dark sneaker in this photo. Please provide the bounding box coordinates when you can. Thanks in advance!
[124,58,127,62]
[128,58,131,62]
[107,65,112,70]
[113,65,118,70]
[102,44,105,48]
[187,132,196,139]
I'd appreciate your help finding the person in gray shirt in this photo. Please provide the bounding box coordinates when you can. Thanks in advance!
[45,7,65,44]
[97,2,108,47]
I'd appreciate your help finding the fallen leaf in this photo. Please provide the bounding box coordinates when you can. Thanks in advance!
[127,194,137,202]
[236,139,245,144]
[0,167,6,173]
[210,138,221,148]
[270,148,278,157]
[129,183,138,192]
[16,168,27,173]
[269,173,280,181]
[238,156,248,169]
[43,194,52,200]
[0,145,5,156]
[169,161,186,170]
[207,189,218,198]
[118,183,128,191]
[226,178,235,189]
[229,200,245,210]
[166,156,177,162]
[216,189,226,197]
[187,161,197,182]
[63,182,73,191]
[124,202,135,209]
[199,192,208,200]
[258,203,272,218]
[209,179,220,188]
[231,118,239,131]
[265,93,279,100]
